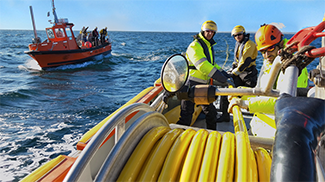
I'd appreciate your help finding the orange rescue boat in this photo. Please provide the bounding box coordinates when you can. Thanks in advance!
[25,1,111,70]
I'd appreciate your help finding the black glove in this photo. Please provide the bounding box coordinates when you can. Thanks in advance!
[221,70,231,78]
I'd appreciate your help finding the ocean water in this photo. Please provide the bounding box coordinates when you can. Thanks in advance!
[0,29,321,181]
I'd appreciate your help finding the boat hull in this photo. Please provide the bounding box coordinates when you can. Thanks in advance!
[25,43,112,69]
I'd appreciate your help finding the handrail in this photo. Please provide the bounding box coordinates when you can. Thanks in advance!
[63,103,155,182]
[213,56,299,97]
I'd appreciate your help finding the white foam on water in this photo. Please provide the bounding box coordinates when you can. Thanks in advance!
[18,59,42,72]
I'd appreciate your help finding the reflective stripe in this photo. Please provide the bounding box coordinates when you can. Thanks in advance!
[189,76,209,84]
[186,32,219,83]
[197,37,215,65]
[208,67,217,78]
[189,66,197,70]
[194,58,207,67]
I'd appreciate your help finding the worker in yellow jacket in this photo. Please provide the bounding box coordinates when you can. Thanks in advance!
[228,24,309,138]
[217,25,259,123]
[177,20,234,130]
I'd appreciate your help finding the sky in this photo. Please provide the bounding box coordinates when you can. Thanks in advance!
[0,0,324,33]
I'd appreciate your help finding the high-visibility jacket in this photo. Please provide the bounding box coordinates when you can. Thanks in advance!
[247,38,309,138]
[257,38,309,89]
[258,60,309,89]
[252,60,308,138]
[232,34,258,76]
[186,32,227,84]
[100,29,108,36]
[243,96,277,138]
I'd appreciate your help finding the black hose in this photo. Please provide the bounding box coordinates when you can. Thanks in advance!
[271,94,325,181]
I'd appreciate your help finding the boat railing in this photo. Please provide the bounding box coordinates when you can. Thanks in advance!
[150,92,166,113]
[63,103,168,182]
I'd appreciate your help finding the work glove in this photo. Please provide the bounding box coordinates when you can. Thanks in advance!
[220,70,231,78]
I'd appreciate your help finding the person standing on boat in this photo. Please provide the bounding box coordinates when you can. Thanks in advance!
[177,20,234,130]
[92,27,99,46]
[227,24,309,138]
[82,26,89,42]
[100,27,108,45]
[88,30,94,46]
[217,25,259,122]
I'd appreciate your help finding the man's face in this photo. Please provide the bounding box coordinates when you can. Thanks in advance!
[203,30,215,40]
[260,44,280,64]
[233,33,244,42]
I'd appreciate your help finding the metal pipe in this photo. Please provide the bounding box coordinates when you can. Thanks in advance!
[276,65,298,96]
[215,87,280,97]
[262,56,282,94]
[52,0,59,23]
[29,6,37,39]
[64,103,154,182]
[211,56,282,98]
[150,93,164,110]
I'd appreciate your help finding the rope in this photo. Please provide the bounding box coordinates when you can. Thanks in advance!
[222,39,229,69]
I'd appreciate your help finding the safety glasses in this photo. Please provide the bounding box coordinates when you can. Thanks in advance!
[205,30,215,33]
[233,33,243,37]
[260,44,278,54]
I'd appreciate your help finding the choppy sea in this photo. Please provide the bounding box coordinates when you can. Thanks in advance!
[0,29,320,181]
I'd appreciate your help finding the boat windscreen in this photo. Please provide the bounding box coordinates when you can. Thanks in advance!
[47,29,55,39]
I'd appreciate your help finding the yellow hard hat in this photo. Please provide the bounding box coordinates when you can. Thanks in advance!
[231,25,245,36]
[255,24,283,51]
[201,20,217,32]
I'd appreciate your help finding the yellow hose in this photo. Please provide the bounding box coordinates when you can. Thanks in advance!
[116,94,273,182]
[137,128,184,181]
[117,127,272,181]
[255,147,272,182]
[216,132,235,181]
[117,126,170,182]
[197,131,222,182]
[179,129,209,182]
[235,131,250,182]
[249,148,258,182]
[158,129,196,182]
